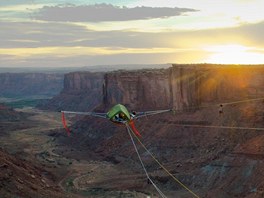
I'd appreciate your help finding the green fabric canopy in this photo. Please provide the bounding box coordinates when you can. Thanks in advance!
[107,104,131,120]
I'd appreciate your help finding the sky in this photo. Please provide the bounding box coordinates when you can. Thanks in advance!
[1,0,264,68]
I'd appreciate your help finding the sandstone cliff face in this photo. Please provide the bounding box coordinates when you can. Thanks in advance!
[103,65,264,111]
[104,69,172,110]
[40,72,104,111]
[42,64,264,112]
[102,67,203,111]
[170,65,202,110]
[0,73,63,98]
[197,65,264,103]
[63,72,104,92]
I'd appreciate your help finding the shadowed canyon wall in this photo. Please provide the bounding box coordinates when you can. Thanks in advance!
[0,73,63,98]
[39,72,105,111]
[103,69,172,110]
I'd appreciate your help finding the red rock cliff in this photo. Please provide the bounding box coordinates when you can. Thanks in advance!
[103,69,172,110]
[43,64,264,112]
[103,65,264,111]
[196,65,264,103]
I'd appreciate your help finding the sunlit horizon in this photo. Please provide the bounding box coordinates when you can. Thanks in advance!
[1,0,264,67]
[203,45,264,65]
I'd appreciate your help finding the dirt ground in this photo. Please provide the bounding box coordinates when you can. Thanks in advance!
[2,102,264,198]
[0,108,157,198]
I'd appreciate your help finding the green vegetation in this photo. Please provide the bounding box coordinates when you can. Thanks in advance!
[5,98,47,108]
[66,179,74,187]
[65,177,75,193]
[6,99,43,108]
[0,96,50,108]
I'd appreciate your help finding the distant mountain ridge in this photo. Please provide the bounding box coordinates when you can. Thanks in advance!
[0,64,170,73]
[0,73,64,98]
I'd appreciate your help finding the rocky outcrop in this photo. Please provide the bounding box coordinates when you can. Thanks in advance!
[0,104,35,135]
[0,148,66,198]
[39,72,105,111]
[0,104,25,121]
[0,73,63,98]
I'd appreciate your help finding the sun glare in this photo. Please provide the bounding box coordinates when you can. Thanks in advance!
[204,45,264,64]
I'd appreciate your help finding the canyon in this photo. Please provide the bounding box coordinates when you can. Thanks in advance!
[0,73,64,98]
[1,64,264,197]
[42,64,264,197]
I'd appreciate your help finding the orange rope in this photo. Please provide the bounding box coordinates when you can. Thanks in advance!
[61,112,71,136]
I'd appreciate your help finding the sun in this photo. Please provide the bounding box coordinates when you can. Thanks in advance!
[203,44,264,64]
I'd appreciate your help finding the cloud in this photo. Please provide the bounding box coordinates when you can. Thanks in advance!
[0,21,195,50]
[33,3,197,22]
[1,20,264,49]
[1,19,264,67]
[0,49,207,68]
[0,21,91,48]
[233,21,264,43]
